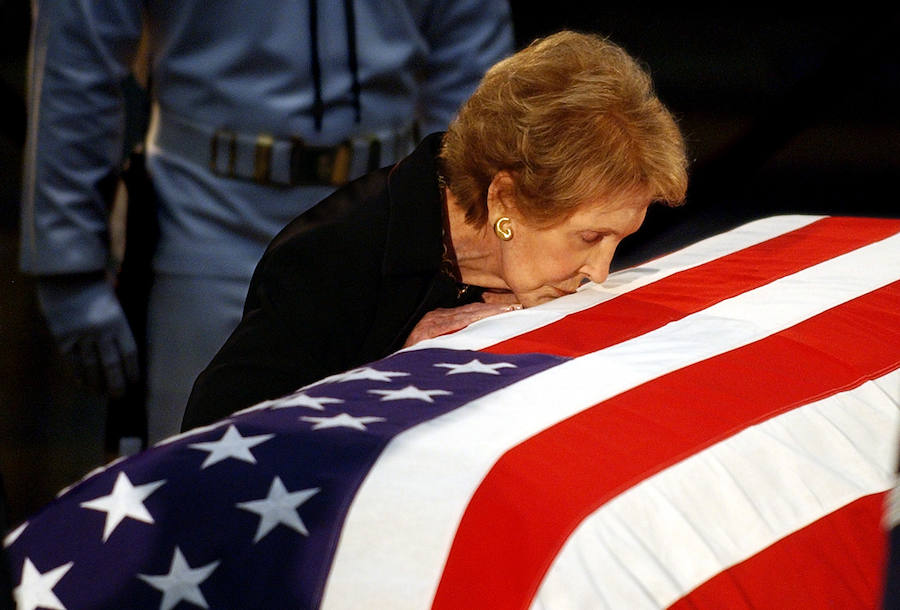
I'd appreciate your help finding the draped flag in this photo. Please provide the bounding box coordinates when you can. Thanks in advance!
[6,215,900,609]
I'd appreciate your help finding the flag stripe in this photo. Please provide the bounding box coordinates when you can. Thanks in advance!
[431,284,900,610]
[665,493,890,610]
[529,372,899,610]
[410,215,829,353]
[8,216,900,609]
[321,229,900,609]
[485,215,900,357]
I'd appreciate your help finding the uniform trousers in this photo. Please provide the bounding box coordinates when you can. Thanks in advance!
[145,272,249,443]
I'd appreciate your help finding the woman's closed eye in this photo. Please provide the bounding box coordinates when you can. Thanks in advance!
[580,231,604,244]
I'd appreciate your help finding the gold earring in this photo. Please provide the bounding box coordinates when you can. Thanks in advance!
[493,217,513,241]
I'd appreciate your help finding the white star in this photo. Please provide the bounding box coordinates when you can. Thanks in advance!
[80,472,165,542]
[434,359,517,375]
[188,425,274,469]
[234,391,343,415]
[137,547,219,610]
[4,521,27,547]
[320,367,410,384]
[270,392,344,411]
[301,413,386,430]
[13,558,73,610]
[231,399,276,416]
[237,477,320,543]
[232,401,274,416]
[368,385,452,403]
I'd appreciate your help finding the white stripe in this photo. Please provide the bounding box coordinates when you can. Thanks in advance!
[531,370,900,609]
[408,215,825,352]
[320,224,900,610]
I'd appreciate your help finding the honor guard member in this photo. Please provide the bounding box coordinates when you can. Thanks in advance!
[21,0,514,445]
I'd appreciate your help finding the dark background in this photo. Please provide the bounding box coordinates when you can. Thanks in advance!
[2,4,898,528]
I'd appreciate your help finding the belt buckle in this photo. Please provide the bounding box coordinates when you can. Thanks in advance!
[209,128,237,178]
[253,134,274,184]
[289,138,352,186]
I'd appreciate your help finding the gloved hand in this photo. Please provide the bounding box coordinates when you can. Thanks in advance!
[36,273,140,398]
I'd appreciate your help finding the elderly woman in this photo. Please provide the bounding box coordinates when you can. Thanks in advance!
[181,30,688,431]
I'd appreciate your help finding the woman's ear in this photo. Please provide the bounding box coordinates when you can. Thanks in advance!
[486,170,518,218]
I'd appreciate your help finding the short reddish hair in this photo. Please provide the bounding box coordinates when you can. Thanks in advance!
[440,30,688,226]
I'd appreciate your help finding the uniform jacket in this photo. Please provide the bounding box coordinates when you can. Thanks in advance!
[20,0,513,280]
[181,133,482,429]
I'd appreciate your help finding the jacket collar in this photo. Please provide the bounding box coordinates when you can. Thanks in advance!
[381,132,446,277]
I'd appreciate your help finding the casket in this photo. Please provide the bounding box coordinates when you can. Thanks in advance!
[7,215,899,609]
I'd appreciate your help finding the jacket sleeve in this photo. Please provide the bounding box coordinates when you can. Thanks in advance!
[19,0,144,274]
[415,0,514,134]
[182,205,387,431]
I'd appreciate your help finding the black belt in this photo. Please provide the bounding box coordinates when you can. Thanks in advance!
[208,129,360,186]
[150,106,414,187]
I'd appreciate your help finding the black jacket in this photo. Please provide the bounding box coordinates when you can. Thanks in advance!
[181,133,480,430]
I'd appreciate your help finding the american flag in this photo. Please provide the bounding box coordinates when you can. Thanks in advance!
[6,215,900,609]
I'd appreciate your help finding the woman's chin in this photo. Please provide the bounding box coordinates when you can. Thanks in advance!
[520,290,570,308]
[481,286,573,308]
[480,289,520,305]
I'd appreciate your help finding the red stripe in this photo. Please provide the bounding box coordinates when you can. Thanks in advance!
[485,216,900,358]
[431,281,900,610]
[667,493,889,610]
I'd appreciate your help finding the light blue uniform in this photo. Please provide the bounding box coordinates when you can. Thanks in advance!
[21,0,514,443]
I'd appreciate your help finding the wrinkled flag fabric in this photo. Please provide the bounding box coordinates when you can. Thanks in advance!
[6,215,900,609]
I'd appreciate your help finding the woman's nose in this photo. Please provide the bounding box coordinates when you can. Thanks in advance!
[581,267,608,285]
[580,248,615,285]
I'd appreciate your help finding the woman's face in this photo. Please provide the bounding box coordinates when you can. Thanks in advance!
[487,182,649,308]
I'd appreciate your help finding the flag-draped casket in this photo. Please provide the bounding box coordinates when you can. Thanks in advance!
[7,215,900,609]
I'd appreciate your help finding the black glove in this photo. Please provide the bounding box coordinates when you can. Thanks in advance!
[36,273,140,398]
